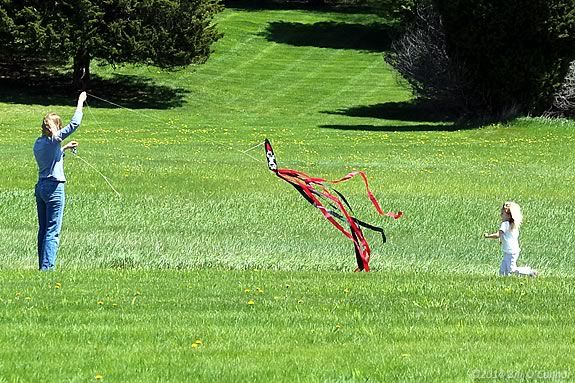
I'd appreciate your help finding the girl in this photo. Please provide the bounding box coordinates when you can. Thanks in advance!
[33,92,87,270]
[484,201,538,277]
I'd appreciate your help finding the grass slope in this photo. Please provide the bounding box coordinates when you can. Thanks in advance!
[0,5,574,382]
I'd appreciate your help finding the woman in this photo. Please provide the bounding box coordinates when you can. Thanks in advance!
[34,92,87,270]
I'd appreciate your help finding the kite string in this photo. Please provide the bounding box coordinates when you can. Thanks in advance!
[73,153,121,197]
[85,92,266,164]
[241,141,264,154]
[67,99,122,197]
[85,98,107,133]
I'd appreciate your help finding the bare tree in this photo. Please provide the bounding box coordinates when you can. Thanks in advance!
[385,3,473,115]
[547,61,575,117]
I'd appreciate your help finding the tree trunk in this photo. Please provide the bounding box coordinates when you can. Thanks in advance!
[73,49,90,90]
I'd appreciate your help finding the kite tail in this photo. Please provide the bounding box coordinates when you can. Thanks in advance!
[329,171,402,219]
[277,169,372,271]
[277,171,354,241]
[264,138,401,271]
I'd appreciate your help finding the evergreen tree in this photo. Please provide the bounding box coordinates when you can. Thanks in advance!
[0,0,223,89]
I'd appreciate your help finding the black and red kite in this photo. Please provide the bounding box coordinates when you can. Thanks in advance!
[264,139,402,271]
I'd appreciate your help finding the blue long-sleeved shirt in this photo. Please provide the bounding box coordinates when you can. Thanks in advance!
[33,110,83,182]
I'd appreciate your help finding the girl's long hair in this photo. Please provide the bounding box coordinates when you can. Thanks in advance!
[42,113,62,139]
[505,201,523,230]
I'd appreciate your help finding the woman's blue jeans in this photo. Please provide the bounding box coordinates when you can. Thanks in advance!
[35,180,65,271]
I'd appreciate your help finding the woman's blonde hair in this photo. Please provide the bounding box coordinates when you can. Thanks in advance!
[42,113,62,138]
[504,201,523,229]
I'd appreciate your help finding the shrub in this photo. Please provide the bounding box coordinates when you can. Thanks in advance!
[433,0,575,117]
[387,0,575,119]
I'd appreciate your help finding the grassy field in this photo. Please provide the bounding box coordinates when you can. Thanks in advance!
[1,5,575,382]
[1,270,574,382]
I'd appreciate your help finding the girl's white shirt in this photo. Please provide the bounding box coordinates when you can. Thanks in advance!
[500,221,520,254]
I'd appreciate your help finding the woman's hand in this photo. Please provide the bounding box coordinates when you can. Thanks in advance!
[63,141,79,151]
[76,91,87,111]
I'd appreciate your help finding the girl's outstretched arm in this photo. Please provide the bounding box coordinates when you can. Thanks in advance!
[484,231,502,239]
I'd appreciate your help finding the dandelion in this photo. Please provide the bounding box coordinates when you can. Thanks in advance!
[95,374,103,380]
[191,343,199,349]
[244,288,251,293]
[97,300,104,305]
[194,339,203,345]
[256,287,264,294]
[55,282,62,289]
[247,300,255,305]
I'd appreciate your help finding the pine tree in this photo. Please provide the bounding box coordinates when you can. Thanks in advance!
[0,0,223,89]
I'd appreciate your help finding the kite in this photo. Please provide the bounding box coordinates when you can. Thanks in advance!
[264,139,402,272]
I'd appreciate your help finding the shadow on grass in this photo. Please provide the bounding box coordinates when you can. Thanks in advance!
[324,101,458,122]
[320,123,459,132]
[87,74,188,109]
[263,21,397,52]
[320,101,474,131]
[0,64,187,109]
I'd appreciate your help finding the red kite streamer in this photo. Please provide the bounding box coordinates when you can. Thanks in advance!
[264,139,402,272]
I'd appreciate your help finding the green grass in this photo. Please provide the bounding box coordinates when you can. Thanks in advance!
[1,6,575,382]
[2,270,574,382]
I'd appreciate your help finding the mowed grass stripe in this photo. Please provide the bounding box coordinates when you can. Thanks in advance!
[303,55,391,117]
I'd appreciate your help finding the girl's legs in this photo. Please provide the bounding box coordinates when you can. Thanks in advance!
[37,180,65,271]
[499,253,513,276]
[508,252,537,277]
